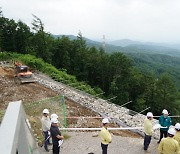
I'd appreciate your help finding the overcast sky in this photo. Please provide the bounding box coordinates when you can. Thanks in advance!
[1,0,180,43]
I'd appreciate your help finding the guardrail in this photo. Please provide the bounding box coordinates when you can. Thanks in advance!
[0,101,40,154]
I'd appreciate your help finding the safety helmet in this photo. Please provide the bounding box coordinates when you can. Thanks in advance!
[146,112,153,117]
[43,108,49,114]
[51,114,58,119]
[102,118,109,124]
[162,109,168,115]
[175,123,180,130]
[168,128,176,135]
[51,117,59,123]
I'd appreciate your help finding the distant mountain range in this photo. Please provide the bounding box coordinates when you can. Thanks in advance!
[52,34,180,89]
[109,39,180,50]
[53,34,180,56]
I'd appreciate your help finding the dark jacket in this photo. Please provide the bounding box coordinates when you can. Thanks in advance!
[159,115,171,131]
[50,125,61,145]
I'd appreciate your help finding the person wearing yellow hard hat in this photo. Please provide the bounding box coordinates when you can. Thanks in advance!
[99,118,112,154]
[158,128,180,154]
[144,112,153,152]
[158,109,172,143]
[174,123,180,146]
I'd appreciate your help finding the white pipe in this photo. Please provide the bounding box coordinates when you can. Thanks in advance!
[95,92,105,97]
[106,96,117,101]
[61,116,102,119]
[60,115,180,119]
[153,116,180,118]
[134,107,150,115]
[119,101,132,107]
[59,127,144,131]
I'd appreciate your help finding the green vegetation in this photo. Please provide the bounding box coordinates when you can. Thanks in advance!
[24,96,71,145]
[125,53,180,89]
[0,52,98,95]
[0,11,180,121]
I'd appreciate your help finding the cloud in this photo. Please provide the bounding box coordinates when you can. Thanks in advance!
[1,0,180,43]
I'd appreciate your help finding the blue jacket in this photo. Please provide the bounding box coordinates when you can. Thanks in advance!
[159,115,172,131]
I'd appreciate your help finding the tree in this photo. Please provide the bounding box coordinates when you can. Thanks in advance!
[109,52,133,105]
[0,17,17,51]
[52,36,72,70]
[0,7,2,17]
[31,15,50,61]
[70,32,88,80]
[14,21,32,53]
[155,73,178,113]
[0,8,2,51]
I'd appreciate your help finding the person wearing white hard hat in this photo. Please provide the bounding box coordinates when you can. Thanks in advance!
[174,123,180,146]
[41,108,51,152]
[158,128,180,154]
[51,113,59,120]
[158,109,172,143]
[144,112,153,152]
[50,118,64,154]
[99,118,112,154]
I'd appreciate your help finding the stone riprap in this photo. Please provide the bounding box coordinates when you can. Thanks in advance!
[34,72,160,139]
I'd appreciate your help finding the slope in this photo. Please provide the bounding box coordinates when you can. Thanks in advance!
[0,66,144,153]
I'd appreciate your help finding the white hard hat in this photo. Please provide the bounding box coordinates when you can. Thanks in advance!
[162,109,168,115]
[43,109,49,114]
[168,128,176,135]
[102,118,109,124]
[51,114,58,119]
[146,112,153,117]
[51,117,59,123]
[175,123,180,130]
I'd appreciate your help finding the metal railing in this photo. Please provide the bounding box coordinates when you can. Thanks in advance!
[0,101,40,154]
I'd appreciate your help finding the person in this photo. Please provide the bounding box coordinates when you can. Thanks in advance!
[158,128,180,154]
[158,109,172,143]
[41,108,51,152]
[50,118,64,154]
[99,118,112,154]
[174,123,180,146]
[144,112,153,152]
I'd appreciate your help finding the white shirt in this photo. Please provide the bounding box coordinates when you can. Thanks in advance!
[41,116,51,132]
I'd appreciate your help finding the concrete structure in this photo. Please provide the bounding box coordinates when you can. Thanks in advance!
[0,101,39,154]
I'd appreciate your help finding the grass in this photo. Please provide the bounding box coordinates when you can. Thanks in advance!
[0,52,102,96]
[24,95,71,145]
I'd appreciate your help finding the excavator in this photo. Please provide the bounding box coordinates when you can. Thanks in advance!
[15,61,36,83]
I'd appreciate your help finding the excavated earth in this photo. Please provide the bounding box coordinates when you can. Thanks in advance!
[0,66,159,154]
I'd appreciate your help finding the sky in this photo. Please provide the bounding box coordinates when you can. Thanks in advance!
[1,0,180,43]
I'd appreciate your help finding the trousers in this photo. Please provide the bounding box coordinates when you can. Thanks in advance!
[144,134,151,150]
[101,143,108,154]
[53,144,60,154]
[159,130,168,142]
[43,131,49,150]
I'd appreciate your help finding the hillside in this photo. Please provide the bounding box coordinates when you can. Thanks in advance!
[53,35,180,56]
[0,65,160,154]
[125,53,180,89]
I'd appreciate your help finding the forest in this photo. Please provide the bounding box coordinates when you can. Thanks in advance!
[0,10,180,120]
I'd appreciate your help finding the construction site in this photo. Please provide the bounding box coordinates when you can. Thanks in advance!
[0,63,159,154]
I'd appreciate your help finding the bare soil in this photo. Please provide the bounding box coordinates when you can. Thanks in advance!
[1,66,159,154]
[0,67,140,142]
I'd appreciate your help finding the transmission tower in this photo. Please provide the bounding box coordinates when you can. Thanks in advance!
[102,34,106,51]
